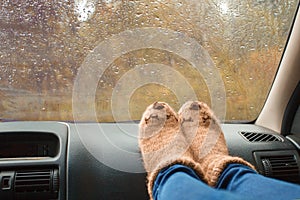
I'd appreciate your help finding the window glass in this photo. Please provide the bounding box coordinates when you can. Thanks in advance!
[0,0,298,122]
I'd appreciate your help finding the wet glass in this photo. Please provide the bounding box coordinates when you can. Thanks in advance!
[0,0,299,122]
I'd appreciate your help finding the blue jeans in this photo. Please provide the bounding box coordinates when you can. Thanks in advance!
[153,164,300,200]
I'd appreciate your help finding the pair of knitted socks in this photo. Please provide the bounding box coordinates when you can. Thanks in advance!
[139,101,255,200]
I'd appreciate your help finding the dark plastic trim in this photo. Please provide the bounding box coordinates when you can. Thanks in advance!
[282,81,300,136]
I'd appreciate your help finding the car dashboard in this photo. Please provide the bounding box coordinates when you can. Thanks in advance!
[0,121,299,200]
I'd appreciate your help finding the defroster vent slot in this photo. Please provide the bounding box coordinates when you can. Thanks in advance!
[239,131,283,142]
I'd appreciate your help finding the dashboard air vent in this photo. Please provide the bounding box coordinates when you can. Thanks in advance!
[14,168,59,199]
[261,155,300,183]
[240,131,283,142]
[15,170,51,192]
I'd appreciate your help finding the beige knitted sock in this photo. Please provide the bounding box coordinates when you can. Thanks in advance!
[178,101,255,186]
[139,102,205,200]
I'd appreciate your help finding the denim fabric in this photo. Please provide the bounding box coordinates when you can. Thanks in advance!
[153,164,300,200]
[216,163,300,199]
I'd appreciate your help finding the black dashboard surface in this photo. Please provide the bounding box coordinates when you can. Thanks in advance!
[0,122,298,199]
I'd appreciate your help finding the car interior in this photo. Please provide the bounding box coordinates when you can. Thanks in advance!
[0,1,300,200]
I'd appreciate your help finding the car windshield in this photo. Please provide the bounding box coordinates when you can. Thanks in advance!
[0,0,299,122]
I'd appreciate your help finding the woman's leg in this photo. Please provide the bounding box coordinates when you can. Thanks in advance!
[216,164,300,200]
[179,101,255,186]
[153,164,255,200]
[179,101,300,200]
[139,102,206,199]
[139,102,300,200]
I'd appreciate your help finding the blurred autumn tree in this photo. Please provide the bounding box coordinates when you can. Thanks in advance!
[0,0,298,121]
